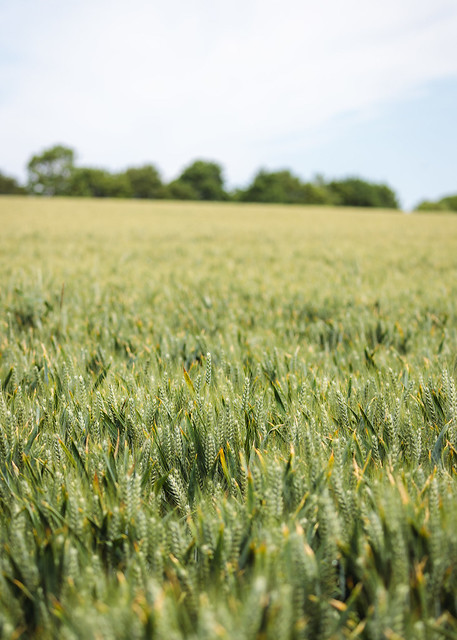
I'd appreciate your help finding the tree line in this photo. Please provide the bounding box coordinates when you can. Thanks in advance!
[415,195,457,212]
[0,142,427,209]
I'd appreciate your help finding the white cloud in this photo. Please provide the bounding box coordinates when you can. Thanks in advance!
[1,0,457,187]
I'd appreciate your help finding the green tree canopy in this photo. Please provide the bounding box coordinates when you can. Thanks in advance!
[0,171,25,195]
[326,178,399,208]
[415,194,457,212]
[173,160,227,201]
[238,170,302,203]
[124,164,166,199]
[68,168,132,198]
[415,200,447,212]
[27,144,75,196]
[237,169,336,205]
[21,143,404,208]
[167,180,198,200]
[439,195,457,211]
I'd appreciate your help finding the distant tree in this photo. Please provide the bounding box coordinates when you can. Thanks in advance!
[124,164,166,199]
[238,170,301,203]
[301,182,336,205]
[415,200,446,212]
[415,194,457,212]
[167,180,199,200]
[27,144,75,195]
[238,169,335,205]
[68,168,132,198]
[104,172,133,198]
[326,177,399,208]
[439,195,457,211]
[171,160,227,201]
[0,171,26,195]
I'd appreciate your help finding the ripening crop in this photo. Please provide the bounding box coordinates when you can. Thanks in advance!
[1,196,457,639]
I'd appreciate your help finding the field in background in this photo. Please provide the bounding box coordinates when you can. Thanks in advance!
[1,197,457,639]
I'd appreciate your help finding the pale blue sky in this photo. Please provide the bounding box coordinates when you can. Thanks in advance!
[1,0,456,209]
[269,78,457,209]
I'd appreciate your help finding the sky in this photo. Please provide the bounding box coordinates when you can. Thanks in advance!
[1,0,457,209]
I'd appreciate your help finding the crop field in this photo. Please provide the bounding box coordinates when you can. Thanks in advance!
[1,196,457,639]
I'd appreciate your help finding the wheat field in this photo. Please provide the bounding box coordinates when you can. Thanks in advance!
[1,196,457,639]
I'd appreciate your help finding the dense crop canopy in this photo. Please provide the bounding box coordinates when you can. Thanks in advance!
[1,198,457,639]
